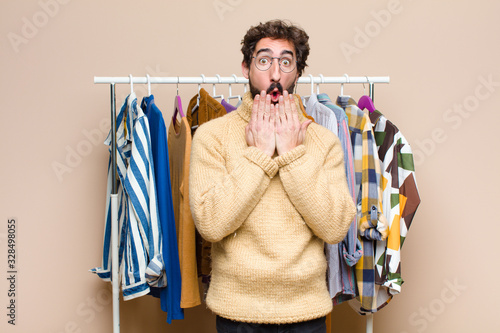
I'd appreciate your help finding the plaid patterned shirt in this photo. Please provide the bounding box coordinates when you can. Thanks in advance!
[336,97,389,312]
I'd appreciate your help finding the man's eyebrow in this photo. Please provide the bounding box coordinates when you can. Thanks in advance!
[255,48,272,55]
[255,48,295,56]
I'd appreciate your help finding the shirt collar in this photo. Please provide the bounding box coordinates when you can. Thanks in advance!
[105,92,138,149]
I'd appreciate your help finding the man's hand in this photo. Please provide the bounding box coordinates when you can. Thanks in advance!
[275,91,312,155]
[245,90,276,157]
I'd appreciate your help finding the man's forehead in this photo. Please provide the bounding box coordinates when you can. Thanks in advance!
[254,38,295,55]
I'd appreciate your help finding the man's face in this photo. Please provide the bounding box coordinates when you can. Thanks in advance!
[242,37,299,104]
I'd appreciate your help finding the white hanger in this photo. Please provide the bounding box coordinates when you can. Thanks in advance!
[129,74,134,95]
[146,74,151,96]
[340,73,350,97]
[193,74,204,112]
[227,74,242,106]
[317,74,324,94]
[191,75,203,115]
[308,74,314,95]
[212,74,224,101]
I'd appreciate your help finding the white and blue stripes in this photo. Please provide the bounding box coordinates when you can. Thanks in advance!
[91,92,166,300]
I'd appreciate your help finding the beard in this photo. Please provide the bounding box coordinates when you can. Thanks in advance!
[248,78,296,103]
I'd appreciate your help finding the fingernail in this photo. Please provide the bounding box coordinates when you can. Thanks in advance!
[266,94,270,100]
[256,95,260,100]
[279,95,284,102]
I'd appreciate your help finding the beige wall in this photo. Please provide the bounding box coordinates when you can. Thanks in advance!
[1,0,498,332]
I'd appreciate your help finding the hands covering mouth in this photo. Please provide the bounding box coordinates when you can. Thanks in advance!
[245,89,312,157]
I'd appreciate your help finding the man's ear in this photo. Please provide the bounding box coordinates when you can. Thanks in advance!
[242,61,250,79]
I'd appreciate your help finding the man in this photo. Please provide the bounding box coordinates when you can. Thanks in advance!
[189,20,356,333]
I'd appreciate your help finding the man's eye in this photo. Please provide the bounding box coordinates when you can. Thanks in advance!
[281,58,291,66]
[258,57,270,65]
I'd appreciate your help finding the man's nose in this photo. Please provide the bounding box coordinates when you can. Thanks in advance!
[269,60,281,82]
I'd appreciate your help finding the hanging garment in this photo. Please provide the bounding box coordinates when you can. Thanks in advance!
[297,95,317,123]
[336,96,388,312]
[187,87,227,133]
[141,95,184,322]
[91,93,166,300]
[304,94,342,300]
[168,113,202,309]
[186,88,227,289]
[221,99,237,113]
[316,93,360,304]
[304,94,338,136]
[368,109,420,308]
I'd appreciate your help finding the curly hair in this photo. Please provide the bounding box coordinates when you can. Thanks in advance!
[241,20,310,77]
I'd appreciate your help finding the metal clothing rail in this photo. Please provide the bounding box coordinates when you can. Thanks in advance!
[94,74,390,84]
[94,74,390,333]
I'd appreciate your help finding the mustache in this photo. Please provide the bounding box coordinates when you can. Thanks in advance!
[266,83,283,95]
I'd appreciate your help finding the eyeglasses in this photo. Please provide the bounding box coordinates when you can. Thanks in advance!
[252,55,297,73]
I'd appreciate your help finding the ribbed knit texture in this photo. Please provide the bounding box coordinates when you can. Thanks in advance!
[189,92,356,324]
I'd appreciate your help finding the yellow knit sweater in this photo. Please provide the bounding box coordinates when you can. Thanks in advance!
[189,92,356,324]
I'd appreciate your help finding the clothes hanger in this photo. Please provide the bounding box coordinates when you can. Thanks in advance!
[211,74,224,101]
[140,74,153,112]
[339,73,351,97]
[146,74,152,96]
[235,81,246,108]
[309,74,314,96]
[317,74,324,94]
[172,77,185,123]
[357,77,376,113]
[227,74,242,106]
[190,74,205,131]
[301,74,315,107]
[191,74,203,114]
[129,74,134,95]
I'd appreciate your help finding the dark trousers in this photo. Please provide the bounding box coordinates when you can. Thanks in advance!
[216,315,327,333]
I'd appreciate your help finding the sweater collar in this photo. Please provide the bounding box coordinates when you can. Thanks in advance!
[236,91,306,122]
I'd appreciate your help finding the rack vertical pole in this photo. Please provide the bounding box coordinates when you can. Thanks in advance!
[366,314,373,333]
[110,83,120,333]
[369,82,375,102]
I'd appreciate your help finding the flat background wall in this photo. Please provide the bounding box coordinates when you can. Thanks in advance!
[1,1,499,332]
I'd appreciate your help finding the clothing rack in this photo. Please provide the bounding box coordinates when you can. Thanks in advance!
[93,74,390,333]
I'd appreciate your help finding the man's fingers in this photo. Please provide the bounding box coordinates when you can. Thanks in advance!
[264,93,271,118]
[283,91,292,121]
[251,94,260,123]
[269,103,275,125]
[290,93,299,124]
[258,90,266,119]
[278,95,285,120]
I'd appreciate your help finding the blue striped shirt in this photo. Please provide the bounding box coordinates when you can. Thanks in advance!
[91,93,166,300]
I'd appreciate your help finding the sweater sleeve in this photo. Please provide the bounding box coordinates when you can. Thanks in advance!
[274,128,356,244]
[189,123,278,243]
